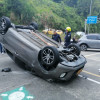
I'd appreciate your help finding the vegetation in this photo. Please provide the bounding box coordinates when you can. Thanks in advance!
[0,0,100,33]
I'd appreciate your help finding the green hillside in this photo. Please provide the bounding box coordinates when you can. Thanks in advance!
[0,0,100,33]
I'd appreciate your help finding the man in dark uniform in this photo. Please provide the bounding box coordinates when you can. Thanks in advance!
[52,31,61,43]
[64,27,71,47]
[0,43,2,53]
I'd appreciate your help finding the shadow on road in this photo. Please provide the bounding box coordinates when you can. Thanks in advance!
[52,76,80,85]
[85,49,100,52]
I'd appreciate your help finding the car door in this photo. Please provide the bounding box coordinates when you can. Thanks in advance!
[86,35,99,48]
[96,35,100,49]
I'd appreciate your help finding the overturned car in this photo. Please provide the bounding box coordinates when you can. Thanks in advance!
[0,16,86,81]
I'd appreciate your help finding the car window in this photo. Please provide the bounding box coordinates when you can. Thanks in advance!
[87,35,97,40]
[97,35,100,40]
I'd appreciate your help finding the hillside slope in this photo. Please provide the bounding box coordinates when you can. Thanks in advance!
[0,0,100,32]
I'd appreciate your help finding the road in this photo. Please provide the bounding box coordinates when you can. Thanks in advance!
[0,50,100,100]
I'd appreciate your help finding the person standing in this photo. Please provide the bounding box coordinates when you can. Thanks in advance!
[0,43,2,53]
[64,27,71,47]
[0,43,4,54]
[52,31,61,43]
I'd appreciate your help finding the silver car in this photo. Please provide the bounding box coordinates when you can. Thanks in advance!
[78,34,100,51]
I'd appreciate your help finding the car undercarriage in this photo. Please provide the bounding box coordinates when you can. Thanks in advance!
[0,16,86,81]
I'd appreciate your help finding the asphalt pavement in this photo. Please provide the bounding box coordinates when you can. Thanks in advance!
[0,50,100,100]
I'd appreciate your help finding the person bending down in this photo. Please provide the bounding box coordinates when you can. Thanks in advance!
[52,31,61,43]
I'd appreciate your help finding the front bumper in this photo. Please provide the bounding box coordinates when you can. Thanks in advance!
[40,55,86,81]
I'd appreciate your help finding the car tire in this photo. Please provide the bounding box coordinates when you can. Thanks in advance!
[67,44,81,56]
[30,22,38,30]
[0,16,11,34]
[80,44,87,51]
[40,46,60,71]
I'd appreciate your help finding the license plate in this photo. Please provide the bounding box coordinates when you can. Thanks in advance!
[77,69,83,75]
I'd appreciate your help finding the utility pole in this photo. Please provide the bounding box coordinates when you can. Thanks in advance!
[85,19,87,34]
[90,0,93,16]
[88,0,93,34]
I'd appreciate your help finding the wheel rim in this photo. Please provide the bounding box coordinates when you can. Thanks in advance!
[42,48,54,65]
[0,18,6,30]
[69,46,77,54]
[81,45,87,51]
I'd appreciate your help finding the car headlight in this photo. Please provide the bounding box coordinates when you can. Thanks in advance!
[60,73,66,78]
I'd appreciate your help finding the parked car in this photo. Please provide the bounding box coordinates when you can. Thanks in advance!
[56,30,63,35]
[42,29,63,35]
[76,31,85,36]
[0,16,86,81]
[78,34,100,51]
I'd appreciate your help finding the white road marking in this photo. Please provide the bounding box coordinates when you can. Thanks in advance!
[1,94,8,96]
[78,75,100,85]
[84,53,100,57]
[87,78,100,85]
[87,58,100,62]
[27,96,34,99]
[83,53,100,61]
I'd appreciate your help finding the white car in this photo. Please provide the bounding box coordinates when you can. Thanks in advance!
[76,31,85,36]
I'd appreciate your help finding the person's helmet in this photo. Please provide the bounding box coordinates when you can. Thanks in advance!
[66,27,71,32]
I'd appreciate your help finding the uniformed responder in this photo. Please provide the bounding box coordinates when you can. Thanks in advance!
[52,31,61,43]
[0,43,2,53]
[64,27,71,47]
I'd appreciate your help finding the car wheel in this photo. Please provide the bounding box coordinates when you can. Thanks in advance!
[30,22,38,30]
[0,16,11,34]
[67,44,80,56]
[40,46,60,71]
[80,44,87,51]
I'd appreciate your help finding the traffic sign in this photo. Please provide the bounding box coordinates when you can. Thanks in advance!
[87,16,97,24]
